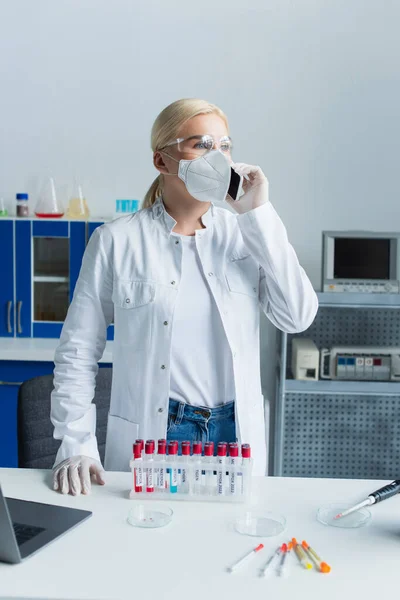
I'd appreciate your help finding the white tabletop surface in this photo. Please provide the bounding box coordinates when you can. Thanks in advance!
[0,339,113,363]
[0,469,398,600]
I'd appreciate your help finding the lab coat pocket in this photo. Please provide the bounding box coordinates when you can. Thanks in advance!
[112,279,155,348]
[104,413,139,472]
[226,255,259,298]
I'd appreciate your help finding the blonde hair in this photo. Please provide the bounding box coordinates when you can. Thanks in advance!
[142,98,229,209]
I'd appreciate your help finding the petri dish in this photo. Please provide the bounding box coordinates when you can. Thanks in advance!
[317,503,371,528]
[235,511,286,537]
[127,504,173,529]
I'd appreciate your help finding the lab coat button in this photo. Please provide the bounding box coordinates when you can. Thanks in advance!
[208,272,213,277]
[158,407,164,413]
[164,321,168,326]
[125,298,131,304]
[171,281,176,285]
[161,365,166,370]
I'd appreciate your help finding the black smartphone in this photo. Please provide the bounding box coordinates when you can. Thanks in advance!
[227,167,243,201]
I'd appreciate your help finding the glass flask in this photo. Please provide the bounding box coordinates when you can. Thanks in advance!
[35,177,64,218]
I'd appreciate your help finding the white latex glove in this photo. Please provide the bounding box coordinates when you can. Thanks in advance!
[226,163,269,214]
[52,455,106,496]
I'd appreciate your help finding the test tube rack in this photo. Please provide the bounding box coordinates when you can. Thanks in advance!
[129,457,253,503]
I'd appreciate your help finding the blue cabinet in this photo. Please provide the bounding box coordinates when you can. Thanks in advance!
[0,220,14,337]
[0,218,115,339]
[0,361,56,467]
[0,361,112,467]
[0,217,114,467]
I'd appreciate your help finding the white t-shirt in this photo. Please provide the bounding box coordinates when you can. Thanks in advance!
[169,233,235,408]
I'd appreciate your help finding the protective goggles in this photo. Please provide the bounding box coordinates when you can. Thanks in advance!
[159,134,233,157]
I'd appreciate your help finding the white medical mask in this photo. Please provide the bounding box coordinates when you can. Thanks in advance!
[162,149,231,203]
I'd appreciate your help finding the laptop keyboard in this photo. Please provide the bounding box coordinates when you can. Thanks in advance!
[13,522,46,546]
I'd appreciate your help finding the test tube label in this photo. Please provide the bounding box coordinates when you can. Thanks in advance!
[217,470,224,495]
[146,466,154,490]
[136,466,143,487]
[170,466,178,493]
[230,470,236,494]
[171,469,178,486]
[158,467,165,489]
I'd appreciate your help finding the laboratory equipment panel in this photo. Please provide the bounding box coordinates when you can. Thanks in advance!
[273,292,400,479]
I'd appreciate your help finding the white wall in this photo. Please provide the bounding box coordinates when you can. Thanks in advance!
[1,0,400,466]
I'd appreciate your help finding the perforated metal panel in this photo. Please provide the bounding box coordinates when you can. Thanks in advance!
[282,393,400,479]
[287,307,400,367]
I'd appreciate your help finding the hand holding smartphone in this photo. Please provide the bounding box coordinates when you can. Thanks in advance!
[227,167,244,201]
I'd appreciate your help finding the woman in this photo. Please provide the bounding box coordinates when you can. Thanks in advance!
[51,98,318,495]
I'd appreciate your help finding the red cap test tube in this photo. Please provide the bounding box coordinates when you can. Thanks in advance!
[193,441,202,455]
[145,440,155,492]
[133,441,143,493]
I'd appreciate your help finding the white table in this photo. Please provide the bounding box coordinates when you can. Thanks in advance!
[0,339,113,363]
[0,469,398,600]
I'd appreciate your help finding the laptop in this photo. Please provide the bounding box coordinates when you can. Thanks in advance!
[0,484,92,564]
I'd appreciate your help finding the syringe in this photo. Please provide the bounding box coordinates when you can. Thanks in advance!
[276,543,289,577]
[302,540,331,573]
[258,545,283,578]
[334,479,400,520]
[292,538,313,570]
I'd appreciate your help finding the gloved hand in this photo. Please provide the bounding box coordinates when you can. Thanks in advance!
[52,455,106,496]
[226,163,269,214]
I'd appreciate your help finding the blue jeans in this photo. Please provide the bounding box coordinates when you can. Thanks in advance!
[166,399,237,450]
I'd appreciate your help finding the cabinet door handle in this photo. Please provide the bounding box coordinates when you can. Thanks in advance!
[0,381,23,386]
[17,300,23,334]
[7,300,12,333]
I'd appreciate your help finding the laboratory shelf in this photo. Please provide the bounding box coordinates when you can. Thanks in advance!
[273,291,400,479]
[33,276,69,283]
[317,292,400,308]
[284,378,400,396]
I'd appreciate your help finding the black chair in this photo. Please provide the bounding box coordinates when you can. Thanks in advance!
[17,368,112,469]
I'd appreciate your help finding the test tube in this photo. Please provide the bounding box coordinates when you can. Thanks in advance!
[217,442,227,495]
[156,439,167,490]
[192,441,202,494]
[241,444,251,494]
[228,443,239,495]
[204,442,215,495]
[145,440,155,493]
[168,441,179,493]
[132,441,143,493]
[181,441,191,494]
[135,439,144,454]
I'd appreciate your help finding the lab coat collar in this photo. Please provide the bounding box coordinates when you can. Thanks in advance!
[151,197,214,234]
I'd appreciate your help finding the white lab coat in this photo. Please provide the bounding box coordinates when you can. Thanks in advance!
[51,198,318,475]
